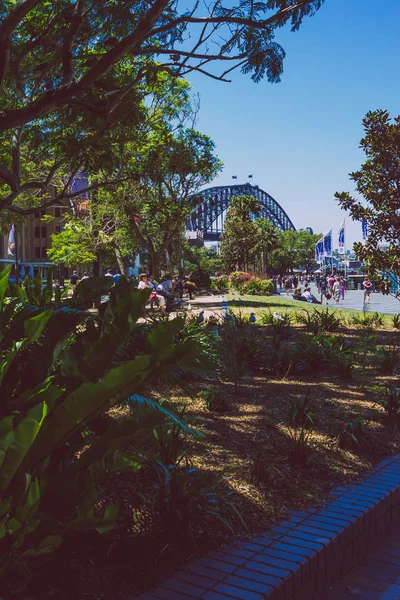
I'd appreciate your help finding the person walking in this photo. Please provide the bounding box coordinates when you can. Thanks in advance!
[70,270,80,293]
[333,277,341,305]
[363,277,372,305]
[340,278,346,301]
[285,277,291,296]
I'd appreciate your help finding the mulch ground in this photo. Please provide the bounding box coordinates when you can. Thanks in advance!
[4,323,400,600]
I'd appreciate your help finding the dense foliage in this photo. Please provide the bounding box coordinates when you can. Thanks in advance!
[336,110,400,297]
[0,268,210,576]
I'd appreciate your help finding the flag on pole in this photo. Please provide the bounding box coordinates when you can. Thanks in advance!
[248,174,253,178]
[232,175,238,179]
[338,220,345,254]
[8,224,15,257]
[315,237,324,263]
[362,219,368,240]
[323,230,332,258]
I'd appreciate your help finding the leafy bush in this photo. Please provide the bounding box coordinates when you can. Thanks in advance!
[0,270,206,576]
[286,427,312,467]
[339,416,367,449]
[375,345,399,375]
[241,277,274,296]
[190,268,210,288]
[154,465,244,542]
[218,320,267,390]
[229,271,253,292]
[197,385,228,411]
[286,394,317,427]
[350,311,384,328]
[378,388,400,430]
[393,314,400,329]
[294,332,354,377]
[294,332,330,373]
[297,308,341,334]
[266,338,294,378]
[211,275,229,292]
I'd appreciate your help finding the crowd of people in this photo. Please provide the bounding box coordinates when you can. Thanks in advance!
[69,269,196,314]
[274,272,375,307]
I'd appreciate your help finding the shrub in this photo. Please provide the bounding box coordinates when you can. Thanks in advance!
[265,337,294,378]
[375,345,399,375]
[190,268,210,288]
[241,278,274,296]
[219,320,267,390]
[154,465,245,542]
[197,385,228,411]
[286,394,317,427]
[229,271,253,292]
[393,314,400,329]
[0,271,206,576]
[378,388,400,429]
[297,307,341,334]
[211,275,229,292]
[294,332,330,373]
[294,332,354,377]
[286,427,312,467]
[350,311,384,328]
[339,416,367,449]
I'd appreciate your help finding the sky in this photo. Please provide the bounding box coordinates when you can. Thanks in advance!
[186,0,400,248]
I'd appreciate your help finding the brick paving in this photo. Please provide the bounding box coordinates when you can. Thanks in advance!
[138,457,400,600]
[325,532,400,599]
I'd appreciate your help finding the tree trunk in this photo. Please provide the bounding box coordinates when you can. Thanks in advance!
[114,246,126,275]
[150,252,160,279]
[165,246,173,275]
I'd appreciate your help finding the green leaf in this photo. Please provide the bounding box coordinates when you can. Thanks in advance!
[25,356,151,470]
[0,402,47,494]
[70,276,113,308]
[0,265,11,311]
[24,310,53,343]
[17,534,63,560]
[67,505,119,534]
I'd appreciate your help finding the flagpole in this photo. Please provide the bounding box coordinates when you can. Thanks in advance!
[344,218,347,280]
[14,226,19,284]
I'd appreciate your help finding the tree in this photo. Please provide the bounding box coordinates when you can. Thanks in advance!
[270,230,321,273]
[220,195,260,272]
[336,110,400,297]
[253,218,279,274]
[124,128,222,278]
[48,126,221,277]
[0,1,325,212]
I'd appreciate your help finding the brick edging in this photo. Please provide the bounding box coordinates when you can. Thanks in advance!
[138,456,400,600]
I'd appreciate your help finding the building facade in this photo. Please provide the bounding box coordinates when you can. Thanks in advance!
[0,203,69,264]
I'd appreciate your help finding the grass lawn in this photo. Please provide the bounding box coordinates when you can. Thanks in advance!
[226,293,395,326]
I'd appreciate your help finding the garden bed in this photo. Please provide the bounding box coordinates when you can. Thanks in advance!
[5,316,399,600]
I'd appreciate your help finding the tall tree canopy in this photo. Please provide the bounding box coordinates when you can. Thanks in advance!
[0,1,325,212]
[221,195,267,272]
[336,110,400,296]
[270,229,321,273]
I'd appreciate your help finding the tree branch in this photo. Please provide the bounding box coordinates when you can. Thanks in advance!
[0,0,43,88]
[62,0,86,84]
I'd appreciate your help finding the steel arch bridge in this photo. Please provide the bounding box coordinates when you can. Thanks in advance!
[187,183,295,240]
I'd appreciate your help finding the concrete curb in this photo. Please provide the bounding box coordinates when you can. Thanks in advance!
[137,456,400,600]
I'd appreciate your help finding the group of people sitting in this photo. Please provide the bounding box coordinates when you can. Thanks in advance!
[137,273,195,313]
[293,286,320,304]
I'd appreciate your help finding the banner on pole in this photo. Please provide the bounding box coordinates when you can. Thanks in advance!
[315,237,324,263]
[8,224,15,257]
[338,220,345,254]
[323,230,332,258]
[362,219,369,240]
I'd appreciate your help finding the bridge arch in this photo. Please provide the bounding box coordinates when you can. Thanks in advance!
[187,183,295,238]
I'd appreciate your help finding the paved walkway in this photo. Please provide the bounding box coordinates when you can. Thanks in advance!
[307,285,399,315]
[325,533,400,599]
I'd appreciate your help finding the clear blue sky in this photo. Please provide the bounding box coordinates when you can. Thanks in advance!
[187,0,400,248]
